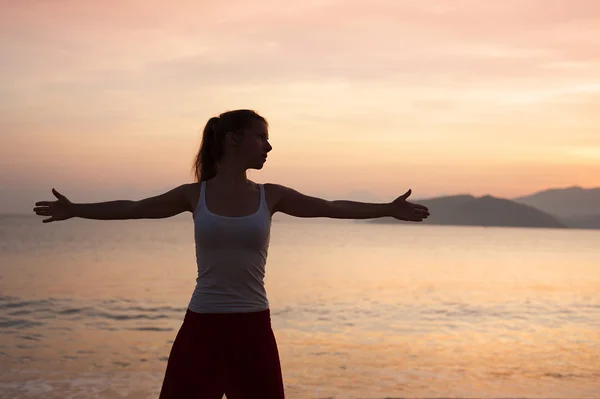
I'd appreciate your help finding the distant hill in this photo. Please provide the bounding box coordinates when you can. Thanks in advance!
[560,214,600,229]
[369,195,567,228]
[513,186,600,219]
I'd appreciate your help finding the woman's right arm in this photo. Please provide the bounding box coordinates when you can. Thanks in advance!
[34,184,194,223]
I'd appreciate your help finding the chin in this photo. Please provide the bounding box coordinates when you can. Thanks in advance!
[249,163,264,170]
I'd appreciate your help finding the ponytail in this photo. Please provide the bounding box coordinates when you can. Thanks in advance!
[192,117,221,182]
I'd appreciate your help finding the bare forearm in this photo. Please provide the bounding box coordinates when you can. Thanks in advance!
[328,200,392,219]
[72,200,138,220]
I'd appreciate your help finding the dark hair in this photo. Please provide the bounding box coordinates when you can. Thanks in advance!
[192,109,267,182]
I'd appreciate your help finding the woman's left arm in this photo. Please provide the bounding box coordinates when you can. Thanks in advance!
[268,184,430,221]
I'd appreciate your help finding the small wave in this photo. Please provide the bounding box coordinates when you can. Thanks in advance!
[57,307,95,315]
[0,319,44,329]
[18,334,42,341]
[125,327,174,332]
[101,298,134,304]
[0,298,57,310]
[8,309,33,316]
[104,305,186,313]
[542,371,595,379]
[271,306,292,317]
[90,311,169,321]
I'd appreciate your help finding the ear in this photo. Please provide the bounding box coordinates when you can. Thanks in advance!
[225,131,237,145]
[226,131,243,146]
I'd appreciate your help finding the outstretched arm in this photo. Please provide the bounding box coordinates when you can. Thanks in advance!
[269,184,430,221]
[34,185,193,223]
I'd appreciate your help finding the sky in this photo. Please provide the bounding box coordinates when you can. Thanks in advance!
[1,0,599,214]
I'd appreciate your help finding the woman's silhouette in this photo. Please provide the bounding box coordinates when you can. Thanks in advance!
[33,109,430,399]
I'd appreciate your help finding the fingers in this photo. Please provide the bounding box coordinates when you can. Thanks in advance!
[410,208,430,222]
[414,207,430,215]
[42,217,55,223]
[414,204,429,211]
[400,189,412,199]
[35,201,54,206]
[34,205,52,217]
[34,205,53,219]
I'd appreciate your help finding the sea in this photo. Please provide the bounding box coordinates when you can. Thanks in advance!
[1,214,599,399]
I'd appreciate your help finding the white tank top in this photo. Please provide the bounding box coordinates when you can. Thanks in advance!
[187,180,272,313]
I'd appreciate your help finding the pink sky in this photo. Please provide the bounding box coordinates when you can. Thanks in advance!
[1,0,599,213]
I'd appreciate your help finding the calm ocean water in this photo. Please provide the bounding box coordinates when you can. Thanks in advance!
[1,214,599,399]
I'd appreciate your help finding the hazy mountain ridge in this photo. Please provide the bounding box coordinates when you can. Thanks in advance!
[512,186,600,229]
[561,214,600,229]
[513,186,600,218]
[366,186,599,229]
[369,194,567,228]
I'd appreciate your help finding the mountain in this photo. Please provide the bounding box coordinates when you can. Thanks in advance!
[560,214,600,229]
[513,186,600,219]
[369,195,567,228]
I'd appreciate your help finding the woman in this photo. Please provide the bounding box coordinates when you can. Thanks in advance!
[33,109,430,399]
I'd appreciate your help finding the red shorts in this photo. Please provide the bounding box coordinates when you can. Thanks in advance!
[159,308,285,399]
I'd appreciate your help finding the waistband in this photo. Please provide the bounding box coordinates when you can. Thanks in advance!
[183,307,271,328]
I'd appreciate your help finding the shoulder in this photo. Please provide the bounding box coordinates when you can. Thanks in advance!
[179,182,201,211]
[263,183,300,212]
[262,183,285,215]
[263,182,289,191]
[181,182,201,195]
[263,182,291,199]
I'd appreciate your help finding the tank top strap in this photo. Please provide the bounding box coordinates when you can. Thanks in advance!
[259,183,266,212]
[199,180,207,212]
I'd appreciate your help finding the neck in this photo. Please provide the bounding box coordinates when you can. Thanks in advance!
[212,161,249,190]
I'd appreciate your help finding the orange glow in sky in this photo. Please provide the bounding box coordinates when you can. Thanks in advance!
[1,0,599,213]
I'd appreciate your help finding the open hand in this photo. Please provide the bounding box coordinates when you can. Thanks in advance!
[33,188,75,223]
[389,189,430,222]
